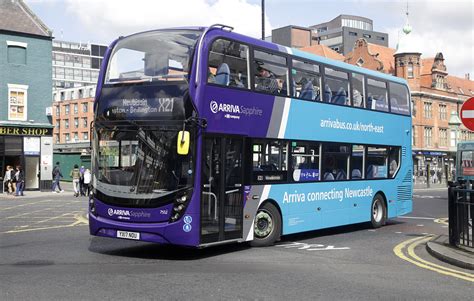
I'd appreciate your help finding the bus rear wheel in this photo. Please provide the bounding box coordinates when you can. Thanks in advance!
[250,202,281,247]
[370,194,386,228]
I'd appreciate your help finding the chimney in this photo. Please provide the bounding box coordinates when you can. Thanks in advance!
[465,73,470,80]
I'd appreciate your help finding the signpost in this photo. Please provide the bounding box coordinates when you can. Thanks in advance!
[460,97,474,132]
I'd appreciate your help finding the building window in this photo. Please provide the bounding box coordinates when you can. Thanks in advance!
[423,102,432,119]
[349,31,358,36]
[8,84,28,121]
[74,132,79,141]
[64,119,69,129]
[74,118,79,128]
[55,106,60,116]
[73,103,78,114]
[439,104,447,120]
[407,63,414,78]
[376,36,385,41]
[424,127,432,147]
[55,121,60,129]
[82,117,88,128]
[64,105,70,115]
[55,134,60,144]
[356,58,364,67]
[439,129,448,147]
[83,132,89,141]
[363,34,372,39]
[7,41,27,65]
[65,133,70,142]
[82,102,88,113]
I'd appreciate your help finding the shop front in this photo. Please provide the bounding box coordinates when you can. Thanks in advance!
[0,125,53,192]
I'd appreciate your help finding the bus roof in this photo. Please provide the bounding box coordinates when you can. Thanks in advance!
[116,26,409,87]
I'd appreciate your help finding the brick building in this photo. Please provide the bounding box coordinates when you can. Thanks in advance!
[52,86,95,144]
[343,32,473,181]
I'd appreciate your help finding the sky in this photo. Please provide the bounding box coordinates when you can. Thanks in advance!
[25,0,474,78]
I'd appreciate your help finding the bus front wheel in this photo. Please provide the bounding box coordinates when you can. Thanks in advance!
[250,202,281,247]
[370,194,386,228]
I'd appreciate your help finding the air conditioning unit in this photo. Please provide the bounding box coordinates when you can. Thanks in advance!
[45,107,53,116]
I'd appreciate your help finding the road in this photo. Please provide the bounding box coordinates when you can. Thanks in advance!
[0,188,472,300]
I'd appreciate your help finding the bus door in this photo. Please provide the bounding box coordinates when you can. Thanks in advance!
[201,135,244,244]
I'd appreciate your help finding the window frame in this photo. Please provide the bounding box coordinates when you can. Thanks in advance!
[7,84,28,121]
[251,46,290,97]
[290,58,322,102]
[206,37,251,91]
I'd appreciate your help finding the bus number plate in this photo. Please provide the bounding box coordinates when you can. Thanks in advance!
[117,230,140,240]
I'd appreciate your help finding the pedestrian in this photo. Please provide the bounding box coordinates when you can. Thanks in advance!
[3,165,12,194]
[79,165,85,196]
[70,164,81,197]
[14,165,25,196]
[51,162,64,193]
[83,168,92,196]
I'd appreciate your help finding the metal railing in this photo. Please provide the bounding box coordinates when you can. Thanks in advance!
[448,181,473,248]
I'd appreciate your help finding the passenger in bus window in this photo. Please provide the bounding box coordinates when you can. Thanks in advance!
[353,89,363,107]
[255,64,279,94]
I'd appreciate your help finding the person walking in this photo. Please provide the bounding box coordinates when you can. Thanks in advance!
[52,162,64,193]
[3,165,13,194]
[79,165,85,196]
[14,165,25,196]
[83,168,92,196]
[70,164,81,197]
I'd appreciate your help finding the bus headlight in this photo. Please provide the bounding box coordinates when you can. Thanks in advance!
[89,196,96,216]
[170,189,193,223]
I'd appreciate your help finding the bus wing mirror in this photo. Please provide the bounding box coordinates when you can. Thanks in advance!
[177,131,190,155]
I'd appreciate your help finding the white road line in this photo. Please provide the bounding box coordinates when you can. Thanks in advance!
[397,216,436,220]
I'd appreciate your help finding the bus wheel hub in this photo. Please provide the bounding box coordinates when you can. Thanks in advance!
[254,211,273,238]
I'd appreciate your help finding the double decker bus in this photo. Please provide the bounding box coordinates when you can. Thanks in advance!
[89,25,412,247]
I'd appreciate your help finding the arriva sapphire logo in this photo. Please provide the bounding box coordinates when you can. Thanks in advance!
[107,208,151,219]
[209,100,263,119]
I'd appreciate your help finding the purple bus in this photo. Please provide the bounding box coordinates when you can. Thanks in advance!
[89,25,412,247]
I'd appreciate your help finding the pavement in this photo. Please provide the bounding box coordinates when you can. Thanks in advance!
[426,235,474,270]
[1,181,76,199]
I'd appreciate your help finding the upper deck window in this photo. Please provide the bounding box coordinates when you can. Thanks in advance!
[366,78,388,112]
[389,82,410,115]
[292,59,321,101]
[253,50,288,96]
[105,30,201,84]
[208,39,249,89]
[324,67,350,106]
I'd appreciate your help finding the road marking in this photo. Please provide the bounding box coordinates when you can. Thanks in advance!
[276,242,350,251]
[434,218,449,225]
[397,216,436,220]
[393,235,474,282]
[1,213,88,234]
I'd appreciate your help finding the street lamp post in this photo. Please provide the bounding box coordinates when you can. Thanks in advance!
[261,0,265,40]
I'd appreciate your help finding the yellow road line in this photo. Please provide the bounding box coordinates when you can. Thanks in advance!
[394,235,474,282]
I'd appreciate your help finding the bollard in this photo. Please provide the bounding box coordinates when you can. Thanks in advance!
[426,163,430,188]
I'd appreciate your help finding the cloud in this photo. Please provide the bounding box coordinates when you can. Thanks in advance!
[62,0,272,41]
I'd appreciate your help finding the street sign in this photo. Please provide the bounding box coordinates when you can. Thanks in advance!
[460,97,474,131]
